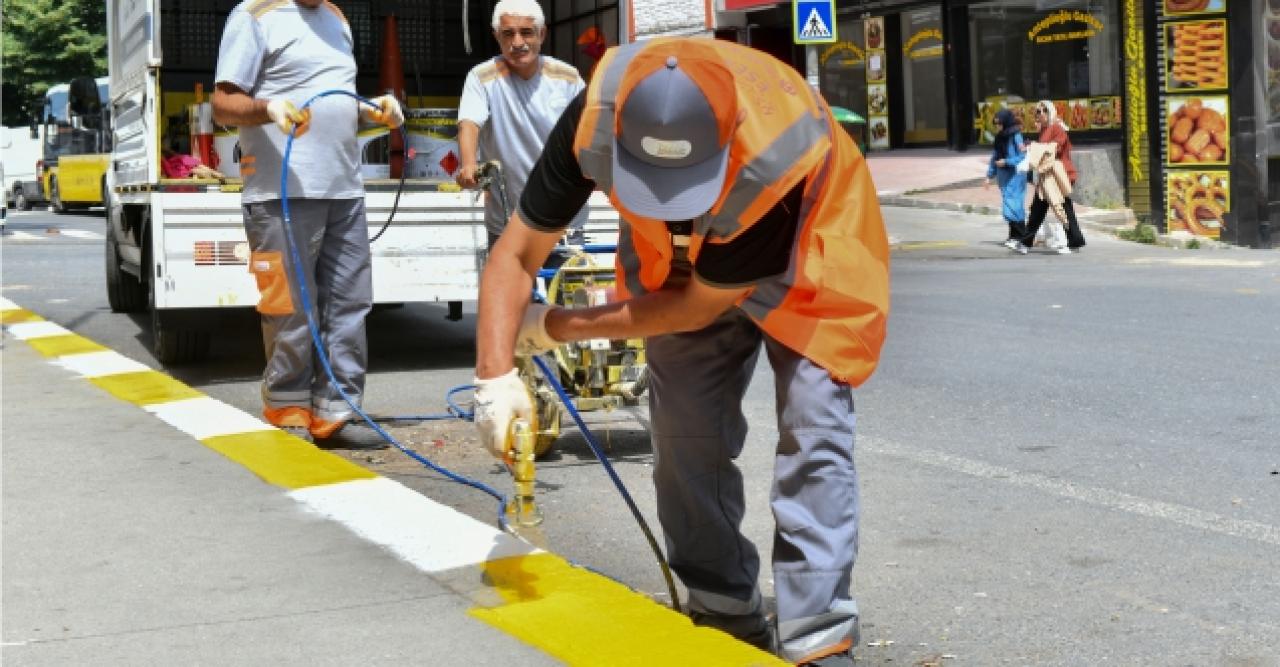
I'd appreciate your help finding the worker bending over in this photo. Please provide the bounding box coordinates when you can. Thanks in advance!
[471,38,889,666]
[212,0,402,449]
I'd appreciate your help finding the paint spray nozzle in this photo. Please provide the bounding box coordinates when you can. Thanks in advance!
[506,418,544,528]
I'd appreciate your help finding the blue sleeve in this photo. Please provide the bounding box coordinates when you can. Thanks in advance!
[214,9,265,92]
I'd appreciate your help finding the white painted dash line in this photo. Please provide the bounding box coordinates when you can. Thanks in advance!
[5,321,71,339]
[58,229,105,240]
[289,477,539,573]
[866,438,1280,548]
[145,397,275,440]
[51,350,153,378]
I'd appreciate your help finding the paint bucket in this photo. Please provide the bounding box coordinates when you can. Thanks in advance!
[404,108,459,180]
[358,124,391,180]
[213,131,240,177]
[188,102,217,170]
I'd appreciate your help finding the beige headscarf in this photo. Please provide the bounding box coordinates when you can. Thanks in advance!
[1038,100,1069,133]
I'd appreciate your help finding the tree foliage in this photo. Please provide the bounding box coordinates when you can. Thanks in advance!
[2,0,107,126]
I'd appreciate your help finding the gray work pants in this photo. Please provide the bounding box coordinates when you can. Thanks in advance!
[243,198,372,424]
[647,308,860,662]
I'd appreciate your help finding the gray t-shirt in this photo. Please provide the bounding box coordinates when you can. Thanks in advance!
[215,1,361,203]
[458,55,586,235]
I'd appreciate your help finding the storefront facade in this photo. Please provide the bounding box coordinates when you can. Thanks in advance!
[631,0,1278,246]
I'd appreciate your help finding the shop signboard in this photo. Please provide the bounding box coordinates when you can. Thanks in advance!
[793,0,836,44]
[864,17,888,149]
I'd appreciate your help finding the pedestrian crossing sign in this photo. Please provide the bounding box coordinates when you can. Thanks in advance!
[793,0,836,44]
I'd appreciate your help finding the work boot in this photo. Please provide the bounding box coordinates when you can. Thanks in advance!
[281,425,314,444]
[689,610,775,653]
[315,421,389,450]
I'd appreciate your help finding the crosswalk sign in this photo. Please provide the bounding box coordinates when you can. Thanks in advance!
[794,0,836,44]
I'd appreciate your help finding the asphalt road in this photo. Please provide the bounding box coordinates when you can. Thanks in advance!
[3,205,1278,665]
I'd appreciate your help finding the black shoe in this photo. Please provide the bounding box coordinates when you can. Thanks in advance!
[690,610,775,653]
[315,421,389,450]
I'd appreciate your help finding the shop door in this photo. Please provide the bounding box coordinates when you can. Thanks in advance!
[900,6,947,144]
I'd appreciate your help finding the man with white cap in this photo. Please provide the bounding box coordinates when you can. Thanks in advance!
[471,37,890,666]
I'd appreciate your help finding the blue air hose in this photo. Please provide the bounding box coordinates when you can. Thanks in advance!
[281,91,678,612]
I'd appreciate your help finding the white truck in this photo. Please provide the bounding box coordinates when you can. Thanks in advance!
[105,0,620,363]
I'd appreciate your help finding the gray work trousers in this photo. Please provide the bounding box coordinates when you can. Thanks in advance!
[647,308,860,662]
[243,198,372,424]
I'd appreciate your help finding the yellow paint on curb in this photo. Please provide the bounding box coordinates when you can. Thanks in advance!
[89,371,204,405]
[26,334,108,358]
[1,309,44,324]
[471,553,785,667]
[201,430,378,490]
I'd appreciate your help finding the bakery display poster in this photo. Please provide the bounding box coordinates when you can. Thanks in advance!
[1165,95,1229,165]
[1162,0,1226,16]
[1164,19,1227,91]
[1166,170,1229,238]
[865,17,889,149]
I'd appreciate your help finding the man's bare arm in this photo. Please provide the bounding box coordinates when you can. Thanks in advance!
[456,120,481,188]
[475,213,563,378]
[211,82,269,127]
[545,274,749,343]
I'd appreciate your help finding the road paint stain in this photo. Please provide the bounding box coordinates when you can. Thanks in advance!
[472,552,784,666]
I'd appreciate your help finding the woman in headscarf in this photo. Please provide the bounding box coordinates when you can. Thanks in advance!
[984,107,1028,251]
[1018,100,1086,254]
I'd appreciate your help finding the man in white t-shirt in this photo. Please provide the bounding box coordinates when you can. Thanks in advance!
[212,0,403,449]
[456,0,586,245]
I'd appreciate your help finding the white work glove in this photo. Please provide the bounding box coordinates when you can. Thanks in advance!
[266,99,311,137]
[516,303,560,356]
[472,369,533,459]
[363,95,405,129]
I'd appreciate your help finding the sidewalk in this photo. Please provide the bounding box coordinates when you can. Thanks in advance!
[0,298,781,666]
[866,147,1136,238]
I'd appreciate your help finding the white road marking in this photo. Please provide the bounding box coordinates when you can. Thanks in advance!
[5,321,69,339]
[145,397,275,440]
[58,229,104,240]
[1127,257,1268,268]
[866,438,1280,547]
[51,350,152,377]
[289,477,539,573]
[5,230,41,241]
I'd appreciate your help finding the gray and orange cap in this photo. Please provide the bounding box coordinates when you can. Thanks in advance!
[612,44,738,220]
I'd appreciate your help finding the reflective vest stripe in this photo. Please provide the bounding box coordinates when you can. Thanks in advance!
[616,220,648,297]
[575,43,644,192]
[705,111,831,240]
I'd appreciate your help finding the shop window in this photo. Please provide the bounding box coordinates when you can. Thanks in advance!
[901,7,946,144]
[819,17,869,121]
[969,0,1121,141]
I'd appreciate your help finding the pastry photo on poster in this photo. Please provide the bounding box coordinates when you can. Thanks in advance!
[1166,170,1229,238]
[1165,95,1229,165]
[868,115,890,149]
[1162,0,1225,16]
[867,83,888,115]
[864,17,884,49]
[1165,19,1228,91]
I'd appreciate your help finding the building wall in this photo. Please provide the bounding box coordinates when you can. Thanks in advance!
[633,0,708,38]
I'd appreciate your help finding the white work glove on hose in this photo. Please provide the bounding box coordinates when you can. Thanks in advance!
[516,303,560,356]
[363,95,405,129]
[473,369,533,459]
[266,99,311,137]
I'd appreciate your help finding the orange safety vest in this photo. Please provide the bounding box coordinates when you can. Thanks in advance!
[573,38,889,386]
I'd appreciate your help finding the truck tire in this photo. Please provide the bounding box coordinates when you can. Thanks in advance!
[105,229,146,313]
[142,232,211,363]
[50,177,66,214]
[151,307,211,364]
[14,188,31,211]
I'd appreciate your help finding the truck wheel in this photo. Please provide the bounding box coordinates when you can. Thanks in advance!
[151,307,211,364]
[50,177,66,214]
[15,188,30,211]
[105,230,146,313]
[143,238,211,363]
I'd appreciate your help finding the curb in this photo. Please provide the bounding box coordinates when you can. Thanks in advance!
[877,193,1135,237]
[0,297,783,666]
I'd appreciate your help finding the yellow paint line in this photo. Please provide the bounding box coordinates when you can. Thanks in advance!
[26,334,109,358]
[89,371,205,405]
[1,309,45,324]
[201,430,377,490]
[471,553,785,666]
[894,240,966,251]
